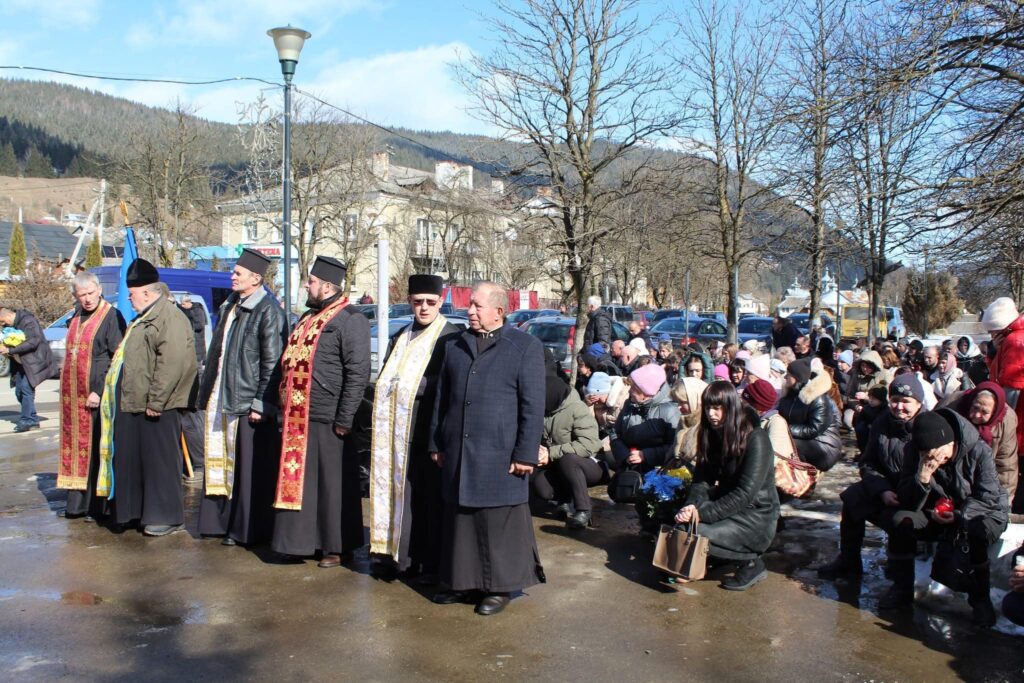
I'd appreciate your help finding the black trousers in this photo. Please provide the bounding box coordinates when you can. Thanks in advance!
[272,422,364,556]
[197,417,278,545]
[531,455,607,511]
[111,409,184,526]
[888,510,1004,564]
[836,482,900,561]
[65,411,109,518]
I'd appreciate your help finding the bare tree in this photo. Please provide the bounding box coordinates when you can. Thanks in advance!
[111,101,219,266]
[237,95,386,292]
[779,0,849,324]
[673,0,790,341]
[456,0,681,379]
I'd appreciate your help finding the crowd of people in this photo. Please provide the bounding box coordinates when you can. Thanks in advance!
[3,262,1024,624]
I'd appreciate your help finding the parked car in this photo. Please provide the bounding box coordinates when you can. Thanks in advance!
[387,302,456,318]
[697,311,727,326]
[633,311,654,326]
[737,316,774,349]
[351,304,377,321]
[45,292,214,374]
[523,315,630,375]
[649,316,727,348]
[506,308,560,327]
[653,308,685,323]
[787,312,836,338]
[368,315,469,381]
[600,305,635,324]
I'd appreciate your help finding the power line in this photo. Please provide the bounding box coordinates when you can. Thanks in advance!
[0,65,281,88]
[0,179,97,191]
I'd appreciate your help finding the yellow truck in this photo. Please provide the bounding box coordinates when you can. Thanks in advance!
[840,305,888,341]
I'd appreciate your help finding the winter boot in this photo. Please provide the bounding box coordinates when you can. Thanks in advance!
[878,554,915,610]
[721,557,768,591]
[817,514,865,579]
[967,562,997,628]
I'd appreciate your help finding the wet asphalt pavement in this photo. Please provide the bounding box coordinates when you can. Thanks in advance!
[1,382,1023,682]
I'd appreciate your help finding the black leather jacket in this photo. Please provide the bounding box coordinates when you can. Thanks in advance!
[199,288,287,416]
[777,372,843,471]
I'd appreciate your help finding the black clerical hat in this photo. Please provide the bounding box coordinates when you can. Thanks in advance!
[310,256,347,286]
[408,274,444,296]
[237,248,272,276]
[125,258,159,287]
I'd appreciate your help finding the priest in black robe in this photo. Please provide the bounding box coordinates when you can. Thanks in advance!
[429,281,546,616]
[369,274,460,581]
[197,248,287,546]
[271,256,370,567]
[62,272,126,519]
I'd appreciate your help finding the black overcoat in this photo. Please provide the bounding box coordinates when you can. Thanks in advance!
[429,325,545,508]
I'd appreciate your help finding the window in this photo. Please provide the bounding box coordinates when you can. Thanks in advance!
[416,218,431,241]
[244,218,259,242]
[342,214,358,242]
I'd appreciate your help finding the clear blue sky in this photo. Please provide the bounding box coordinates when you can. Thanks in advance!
[0,0,500,132]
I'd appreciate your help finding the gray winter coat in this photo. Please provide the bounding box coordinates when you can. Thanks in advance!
[8,309,57,388]
[609,383,679,472]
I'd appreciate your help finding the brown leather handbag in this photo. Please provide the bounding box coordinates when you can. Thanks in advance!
[653,522,709,581]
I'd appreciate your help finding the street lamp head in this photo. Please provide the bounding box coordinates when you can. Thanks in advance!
[268,26,311,80]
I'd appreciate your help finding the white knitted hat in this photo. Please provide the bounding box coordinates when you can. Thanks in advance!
[982,297,1019,332]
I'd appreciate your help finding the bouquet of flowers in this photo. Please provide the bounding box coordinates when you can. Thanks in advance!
[1,326,26,348]
[635,466,693,533]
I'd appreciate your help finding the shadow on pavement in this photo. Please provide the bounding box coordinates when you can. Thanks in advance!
[33,471,65,514]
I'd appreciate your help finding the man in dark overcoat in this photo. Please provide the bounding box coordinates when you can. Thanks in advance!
[429,281,546,616]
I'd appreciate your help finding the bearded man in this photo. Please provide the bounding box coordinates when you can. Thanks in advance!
[272,256,370,567]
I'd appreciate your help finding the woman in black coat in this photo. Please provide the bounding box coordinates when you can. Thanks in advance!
[777,358,843,471]
[675,381,780,591]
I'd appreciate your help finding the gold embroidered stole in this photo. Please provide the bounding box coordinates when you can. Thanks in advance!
[369,315,448,559]
[273,297,349,510]
[203,303,240,498]
[57,300,112,490]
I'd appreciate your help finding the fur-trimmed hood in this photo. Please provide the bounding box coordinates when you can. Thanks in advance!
[798,358,834,405]
[858,350,885,374]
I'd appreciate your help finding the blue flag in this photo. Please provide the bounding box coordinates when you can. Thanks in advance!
[117,228,139,324]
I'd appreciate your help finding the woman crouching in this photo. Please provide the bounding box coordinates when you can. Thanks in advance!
[674,380,780,591]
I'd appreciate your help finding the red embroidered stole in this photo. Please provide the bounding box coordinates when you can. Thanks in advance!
[57,300,112,490]
[274,297,349,510]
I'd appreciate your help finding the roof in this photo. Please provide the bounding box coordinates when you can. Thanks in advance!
[0,221,79,262]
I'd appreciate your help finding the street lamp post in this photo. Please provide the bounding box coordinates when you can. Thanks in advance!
[268,26,311,318]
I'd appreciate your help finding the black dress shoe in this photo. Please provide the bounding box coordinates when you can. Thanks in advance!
[567,510,591,529]
[475,593,511,616]
[432,590,475,605]
[221,537,237,546]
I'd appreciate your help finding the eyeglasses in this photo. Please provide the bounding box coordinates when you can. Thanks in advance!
[412,298,440,308]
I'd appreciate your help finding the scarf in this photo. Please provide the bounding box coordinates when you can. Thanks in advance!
[57,300,112,490]
[369,314,448,560]
[955,380,1008,446]
[96,303,157,499]
[273,296,349,511]
[203,303,241,498]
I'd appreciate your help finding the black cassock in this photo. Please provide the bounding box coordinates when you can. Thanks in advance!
[197,418,278,545]
[271,421,363,556]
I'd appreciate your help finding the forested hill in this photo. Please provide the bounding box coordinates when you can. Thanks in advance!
[0,79,513,180]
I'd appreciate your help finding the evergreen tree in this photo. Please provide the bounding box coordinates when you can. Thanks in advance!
[8,222,27,276]
[85,234,102,268]
[22,146,55,178]
[0,143,18,176]
[903,270,963,335]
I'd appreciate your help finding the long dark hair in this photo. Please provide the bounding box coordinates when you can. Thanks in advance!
[698,380,756,464]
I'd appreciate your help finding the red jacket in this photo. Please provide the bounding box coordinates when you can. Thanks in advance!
[989,315,1024,450]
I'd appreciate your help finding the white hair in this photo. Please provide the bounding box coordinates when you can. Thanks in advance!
[473,281,507,310]
[72,271,100,293]
[587,295,602,308]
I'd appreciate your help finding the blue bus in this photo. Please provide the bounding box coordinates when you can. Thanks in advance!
[91,266,234,326]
